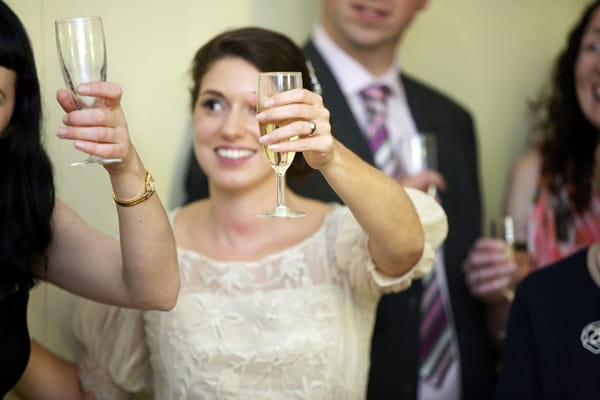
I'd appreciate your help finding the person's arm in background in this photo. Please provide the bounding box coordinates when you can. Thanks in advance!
[14,340,94,400]
[463,150,537,353]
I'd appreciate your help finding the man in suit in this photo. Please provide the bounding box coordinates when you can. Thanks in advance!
[296,2,497,399]
[183,1,497,398]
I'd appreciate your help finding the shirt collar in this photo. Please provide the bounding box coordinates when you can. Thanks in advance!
[312,24,403,99]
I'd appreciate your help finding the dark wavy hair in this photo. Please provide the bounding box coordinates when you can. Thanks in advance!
[532,0,600,213]
[189,27,313,176]
[0,1,55,291]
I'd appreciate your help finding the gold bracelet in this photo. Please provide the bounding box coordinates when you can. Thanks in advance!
[112,169,155,207]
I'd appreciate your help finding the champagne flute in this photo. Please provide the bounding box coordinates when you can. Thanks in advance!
[408,133,438,197]
[490,216,516,301]
[490,215,529,258]
[256,72,306,218]
[55,16,121,166]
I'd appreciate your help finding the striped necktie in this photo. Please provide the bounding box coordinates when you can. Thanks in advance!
[360,84,454,388]
[419,250,455,387]
[359,85,400,176]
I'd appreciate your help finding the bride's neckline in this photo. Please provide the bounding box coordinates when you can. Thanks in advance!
[172,205,343,264]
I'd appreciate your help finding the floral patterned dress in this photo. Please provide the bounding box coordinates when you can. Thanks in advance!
[529,186,600,269]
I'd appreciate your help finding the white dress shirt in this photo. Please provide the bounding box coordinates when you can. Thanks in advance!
[312,25,418,165]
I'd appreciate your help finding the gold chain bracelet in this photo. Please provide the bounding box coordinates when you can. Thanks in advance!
[113,169,155,207]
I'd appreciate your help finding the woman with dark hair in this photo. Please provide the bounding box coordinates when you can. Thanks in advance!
[509,0,600,269]
[0,1,179,396]
[23,26,447,399]
[495,3,600,397]
[463,0,600,354]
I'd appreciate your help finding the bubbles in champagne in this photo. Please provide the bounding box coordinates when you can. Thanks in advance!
[259,121,296,173]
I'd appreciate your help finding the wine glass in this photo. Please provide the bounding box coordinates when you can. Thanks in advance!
[490,215,516,300]
[490,215,516,248]
[55,16,121,166]
[407,133,438,197]
[256,72,306,218]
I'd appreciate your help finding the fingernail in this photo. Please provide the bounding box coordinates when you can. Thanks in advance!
[263,98,274,107]
[269,143,281,151]
[258,135,268,144]
[256,112,265,121]
[62,114,69,124]
[74,141,87,150]
[57,128,67,137]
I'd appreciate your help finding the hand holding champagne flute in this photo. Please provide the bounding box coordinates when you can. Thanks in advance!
[256,71,306,218]
[55,16,121,166]
[398,133,444,197]
[409,133,438,197]
[490,216,530,301]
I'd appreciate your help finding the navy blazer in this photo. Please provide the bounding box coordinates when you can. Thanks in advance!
[497,248,600,400]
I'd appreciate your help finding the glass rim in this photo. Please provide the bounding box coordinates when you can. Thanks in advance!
[258,71,302,77]
[55,16,102,24]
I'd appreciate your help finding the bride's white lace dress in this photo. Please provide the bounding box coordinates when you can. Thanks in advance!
[74,189,446,399]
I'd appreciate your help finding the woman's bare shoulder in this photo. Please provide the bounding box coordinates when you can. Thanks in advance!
[513,149,540,173]
[504,149,541,215]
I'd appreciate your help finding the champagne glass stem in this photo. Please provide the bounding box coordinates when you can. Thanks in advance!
[276,172,286,207]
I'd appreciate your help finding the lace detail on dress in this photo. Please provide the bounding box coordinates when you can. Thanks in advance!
[145,207,365,398]
[75,189,446,399]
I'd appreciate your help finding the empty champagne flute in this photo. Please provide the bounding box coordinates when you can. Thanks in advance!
[490,216,516,301]
[256,72,306,218]
[55,16,121,166]
[491,216,516,249]
[408,133,438,197]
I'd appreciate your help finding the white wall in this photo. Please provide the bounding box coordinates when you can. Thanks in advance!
[5,0,590,364]
[401,0,590,229]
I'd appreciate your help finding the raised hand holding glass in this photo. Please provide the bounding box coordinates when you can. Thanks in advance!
[256,72,306,218]
[55,16,121,166]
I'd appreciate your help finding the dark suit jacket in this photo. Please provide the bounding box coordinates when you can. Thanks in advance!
[298,41,497,399]
[182,39,497,400]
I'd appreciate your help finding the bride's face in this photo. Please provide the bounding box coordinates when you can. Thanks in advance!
[191,57,272,192]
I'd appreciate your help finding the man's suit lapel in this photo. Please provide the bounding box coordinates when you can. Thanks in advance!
[403,74,441,134]
[304,40,374,165]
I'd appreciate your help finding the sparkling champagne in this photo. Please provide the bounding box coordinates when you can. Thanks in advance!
[255,71,306,218]
[258,108,296,173]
